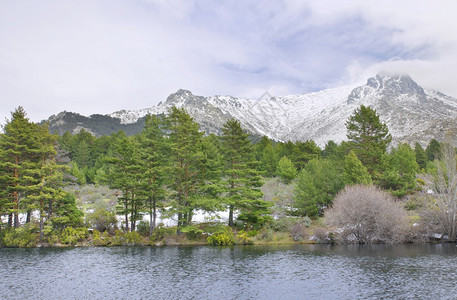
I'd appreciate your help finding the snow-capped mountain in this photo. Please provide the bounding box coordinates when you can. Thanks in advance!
[47,73,457,146]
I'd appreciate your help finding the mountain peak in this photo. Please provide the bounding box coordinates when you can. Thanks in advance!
[347,72,426,104]
[164,89,195,106]
[45,73,457,147]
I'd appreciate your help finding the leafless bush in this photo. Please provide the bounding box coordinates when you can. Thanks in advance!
[325,185,409,244]
[425,143,457,241]
[290,223,308,241]
[312,227,332,243]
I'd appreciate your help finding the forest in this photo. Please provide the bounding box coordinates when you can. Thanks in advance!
[0,105,454,247]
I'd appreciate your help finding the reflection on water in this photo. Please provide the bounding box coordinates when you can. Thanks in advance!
[1,244,456,299]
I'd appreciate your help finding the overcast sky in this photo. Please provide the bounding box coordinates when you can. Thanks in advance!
[1,0,457,123]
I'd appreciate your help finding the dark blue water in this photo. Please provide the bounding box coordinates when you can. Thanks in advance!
[1,244,456,299]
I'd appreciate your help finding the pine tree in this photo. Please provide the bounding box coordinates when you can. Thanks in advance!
[105,134,143,232]
[293,159,344,217]
[197,134,224,212]
[292,140,321,170]
[137,115,168,234]
[26,123,70,240]
[262,143,278,177]
[0,107,74,235]
[426,139,441,161]
[165,107,205,230]
[343,150,372,185]
[277,156,297,184]
[346,105,391,177]
[73,139,91,167]
[221,119,270,227]
[255,136,272,162]
[380,143,418,197]
[0,107,41,228]
[414,142,427,170]
[322,140,338,159]
[0,147,13,229]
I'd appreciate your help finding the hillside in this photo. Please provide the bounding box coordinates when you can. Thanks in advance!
[45,73,457,146]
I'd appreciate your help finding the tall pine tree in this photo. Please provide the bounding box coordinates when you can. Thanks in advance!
[346,105,391,178]
[0,107,41,227]
[105,134,143,232]
[166,107,205,230]
[137,115,168,234]
[343,150,372,185]
[221,119,270,228]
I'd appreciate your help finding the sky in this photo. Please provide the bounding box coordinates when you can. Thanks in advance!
[1,0,457,123]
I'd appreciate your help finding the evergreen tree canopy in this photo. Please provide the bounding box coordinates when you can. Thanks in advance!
[221,119,270,228]
[426,139,442,161]
[277,156,297,184]
[0,107,80,236]
[105,135,143,231]
[414,142,427,170]
[262,143,278,177]
[165,107,207,230]
[346,105,391,177]
[343,150,372,185]
[380,143,418,198]
[292,140,321,170]
[137,115,168,234]
[293,159,344,218]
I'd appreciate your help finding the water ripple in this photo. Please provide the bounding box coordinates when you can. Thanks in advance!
[1,244,456,299]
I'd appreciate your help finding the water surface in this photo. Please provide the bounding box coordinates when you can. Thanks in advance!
[1,244,456,299]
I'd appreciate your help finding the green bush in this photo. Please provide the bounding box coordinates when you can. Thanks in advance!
[404,198,421,211]
[207,227,235,246]
[180,225,204,240]
[236,230,253,245]
[247,230,259,237]
[86,208,117,232]
[111,230,142,246]
[92,230,110,246]
[137,221,150,237]
[0,230,6,248]
[60,227,89,245]
[416,178,425,186]
[150,225,176,242]
[3,224,39,248]
[203,223,227,234]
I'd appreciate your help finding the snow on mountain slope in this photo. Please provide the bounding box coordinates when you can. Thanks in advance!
[65,73,457,146]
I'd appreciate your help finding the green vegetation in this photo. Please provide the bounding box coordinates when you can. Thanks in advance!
[1,105,456,247]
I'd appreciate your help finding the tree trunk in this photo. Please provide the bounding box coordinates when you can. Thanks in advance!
[149,200,153,236]
[152,197,157,231]
[13,160,19,228]
[8,213,12,228]
[124,211,129,232]
[39,216,44,242]
[13,190,19,228]
[177,212,182,234]
[149,196,157,236]
[39,199,44,242]
[228,205,234,227]
[26,211,31,224]
[14,212,19,228]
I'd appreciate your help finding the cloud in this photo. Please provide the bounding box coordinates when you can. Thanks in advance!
[0,0,456,123]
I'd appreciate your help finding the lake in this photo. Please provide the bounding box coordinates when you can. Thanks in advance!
[1,244,456,299]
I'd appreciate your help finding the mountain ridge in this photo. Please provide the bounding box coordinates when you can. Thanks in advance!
[46,73,457,147]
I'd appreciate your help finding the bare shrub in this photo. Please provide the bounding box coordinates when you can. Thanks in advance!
[290,223,308,241]
[311,227,331,243]
[425,144,457,241]
[325,185,409,244]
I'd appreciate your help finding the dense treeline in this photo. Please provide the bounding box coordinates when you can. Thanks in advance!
[0,105,455,246]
